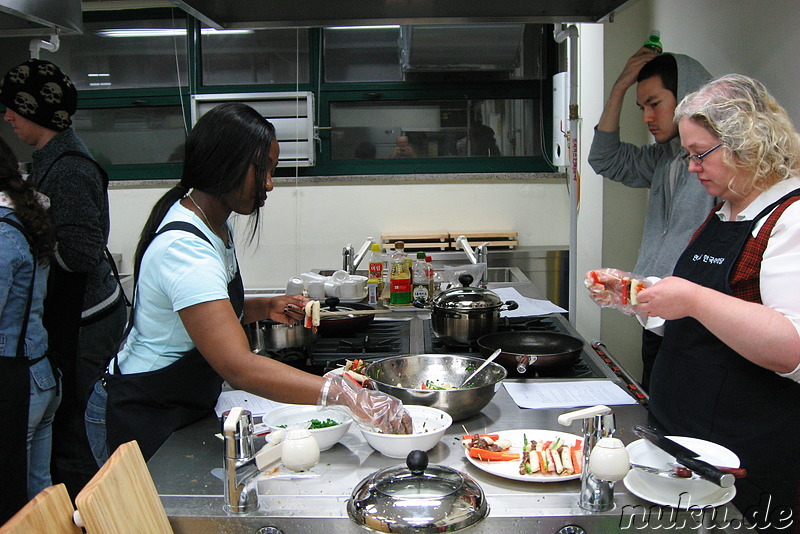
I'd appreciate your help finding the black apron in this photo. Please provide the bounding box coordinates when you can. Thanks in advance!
[650,190,800,531]
[36,151,128,389]
[0,216,43,523]
[104,222,244,462]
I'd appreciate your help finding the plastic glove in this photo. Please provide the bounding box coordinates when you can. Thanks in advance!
[318,375,413,435]
[584,268,651,315]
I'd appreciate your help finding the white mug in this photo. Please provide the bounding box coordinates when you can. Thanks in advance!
[307,280,325,299]
[324,280,340,298]
[286,277,304,295]
[340,279,360,299]
[331,270,350,283]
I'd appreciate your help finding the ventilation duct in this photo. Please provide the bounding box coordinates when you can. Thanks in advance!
[0,0,83,36]
[400,24,524,72]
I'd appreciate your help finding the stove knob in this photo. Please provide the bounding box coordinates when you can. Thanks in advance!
[556,526,586,534]
[255,528,284,534]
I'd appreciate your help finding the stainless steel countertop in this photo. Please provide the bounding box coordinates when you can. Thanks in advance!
[148,285,746,534]
[150,388,744,533]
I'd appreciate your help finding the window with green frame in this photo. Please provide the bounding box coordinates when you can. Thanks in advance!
[0,9,560,180]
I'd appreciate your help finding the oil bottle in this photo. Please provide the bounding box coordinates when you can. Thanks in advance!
[389,241,411,306]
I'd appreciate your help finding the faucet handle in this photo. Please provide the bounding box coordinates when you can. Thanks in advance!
[557,404,612,426]
[223,407,255,460]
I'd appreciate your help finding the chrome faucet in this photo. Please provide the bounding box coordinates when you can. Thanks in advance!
[558,405,618,512]
[454,235,489,286]
[342,245,354,273]
[223,407,259,513]
[343,237,374,275]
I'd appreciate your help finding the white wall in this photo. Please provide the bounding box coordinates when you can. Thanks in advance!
[592,0,800,380]
[108,180,570,289]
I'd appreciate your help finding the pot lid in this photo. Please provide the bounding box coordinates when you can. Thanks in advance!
[348,450,488,533]
[431,274,502,310]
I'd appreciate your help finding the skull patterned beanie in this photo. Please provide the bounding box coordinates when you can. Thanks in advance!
[0,59,77,132]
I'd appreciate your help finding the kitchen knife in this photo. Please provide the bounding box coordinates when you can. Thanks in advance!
[632,425,735,488]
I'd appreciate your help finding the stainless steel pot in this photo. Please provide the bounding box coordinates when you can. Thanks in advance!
[414,274,518,344]
[245,320,317,354]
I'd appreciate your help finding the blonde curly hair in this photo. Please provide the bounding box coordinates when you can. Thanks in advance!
[674,73,800,193]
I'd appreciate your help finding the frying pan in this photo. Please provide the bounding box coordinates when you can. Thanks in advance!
[476,331,584,375]
[317,298,376,337]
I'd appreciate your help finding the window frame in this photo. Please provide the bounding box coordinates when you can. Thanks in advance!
[69,12,558,181]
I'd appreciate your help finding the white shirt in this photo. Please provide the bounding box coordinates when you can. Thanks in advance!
[116,202,237,374]
[642,177,800,381]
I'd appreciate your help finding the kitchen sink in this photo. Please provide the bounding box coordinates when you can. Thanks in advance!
[485,266,529,283]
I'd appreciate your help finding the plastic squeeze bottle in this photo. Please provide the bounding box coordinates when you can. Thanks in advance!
[642,30,663,54]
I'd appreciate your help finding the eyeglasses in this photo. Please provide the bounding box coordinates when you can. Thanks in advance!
[683,143,722,166]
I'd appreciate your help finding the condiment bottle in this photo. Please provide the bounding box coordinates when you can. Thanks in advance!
[389,241,411,306]
[367,243,386,298]
[411,251,432,302]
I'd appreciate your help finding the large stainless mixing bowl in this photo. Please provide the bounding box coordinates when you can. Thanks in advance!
[363,354,507,422]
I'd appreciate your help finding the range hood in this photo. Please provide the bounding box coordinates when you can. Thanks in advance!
[400,24,524,72]
[0,0,82,36]
[166,0,641,29]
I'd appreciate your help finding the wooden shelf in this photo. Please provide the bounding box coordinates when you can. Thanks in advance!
[381,231,518,250]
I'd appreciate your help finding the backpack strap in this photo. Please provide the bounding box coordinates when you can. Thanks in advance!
[0,216,35,359]
[38,151,130,306]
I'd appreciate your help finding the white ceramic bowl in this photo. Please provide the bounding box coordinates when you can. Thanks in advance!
[625,436,740,502]
[358,405,452,458]
[263,405,353,452]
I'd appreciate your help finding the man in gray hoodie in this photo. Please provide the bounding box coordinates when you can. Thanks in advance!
[588,49,714,392]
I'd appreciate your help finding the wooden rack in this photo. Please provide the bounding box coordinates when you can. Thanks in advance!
[380,231,518,251]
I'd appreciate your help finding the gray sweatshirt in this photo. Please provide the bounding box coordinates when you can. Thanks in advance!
[588,53,716,278]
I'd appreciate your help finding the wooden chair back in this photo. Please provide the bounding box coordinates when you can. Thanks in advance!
[74,440,173,534]
[0,483,81,534]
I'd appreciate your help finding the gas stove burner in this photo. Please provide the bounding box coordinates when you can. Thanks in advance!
[337,336,397,354]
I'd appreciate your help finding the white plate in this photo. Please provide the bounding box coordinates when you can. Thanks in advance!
[624,468,736,508]
[464,429,583,482]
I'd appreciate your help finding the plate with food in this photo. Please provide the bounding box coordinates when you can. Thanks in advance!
[463,429,584,482]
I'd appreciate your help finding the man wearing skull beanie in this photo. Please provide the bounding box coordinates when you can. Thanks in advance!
[1,59,126,498]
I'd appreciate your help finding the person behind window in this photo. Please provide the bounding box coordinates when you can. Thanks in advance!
[0,137,59,523]
[456,124,500,157]
[391,134,416,158]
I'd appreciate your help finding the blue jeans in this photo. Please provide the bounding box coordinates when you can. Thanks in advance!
[27,361,61,499]
[84,379,110,467]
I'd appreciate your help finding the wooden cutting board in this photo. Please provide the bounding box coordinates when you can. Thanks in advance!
[0,484,80,534]
[74,441,173,534]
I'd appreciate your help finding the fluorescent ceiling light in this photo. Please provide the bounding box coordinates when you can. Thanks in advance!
[97,28,253,38]
[326,25,400,31]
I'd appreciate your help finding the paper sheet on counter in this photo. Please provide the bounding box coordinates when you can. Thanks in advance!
[215,390,285,417]
[494,287,567,317]
[503,380,637,409]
